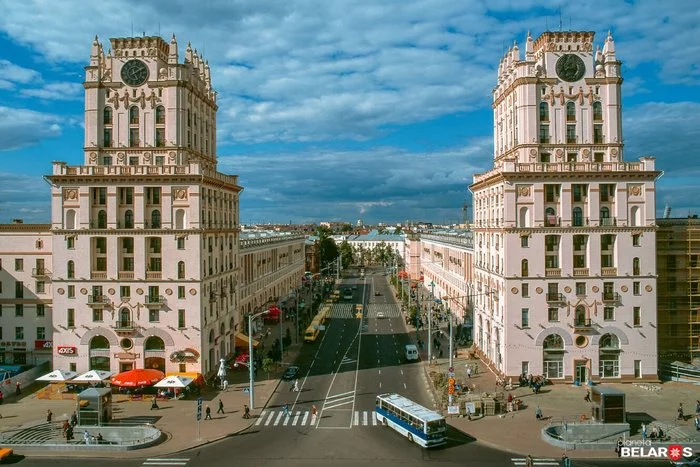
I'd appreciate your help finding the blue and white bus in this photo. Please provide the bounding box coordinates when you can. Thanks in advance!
[375,393,446,448]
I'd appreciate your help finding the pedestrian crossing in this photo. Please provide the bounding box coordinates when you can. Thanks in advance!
[141,458,189,466]
[327,303,403,319]
[511,457,559,466]
[254,409,380,428]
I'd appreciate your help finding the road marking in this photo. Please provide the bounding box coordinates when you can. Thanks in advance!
[301,411,309,426]
[511,458,559,466]
[274,411,284,426]
[372,411,377,425]
[143,459,189,466]
[283,413,291,426]
[341,357,357,365]
[379,381,382,389]
[363,411,368,426]
[400,370,404,375]
[378,369,381,375]
[264,411,275,426]
[255,410,267,426]
[354,411,359,425]
[292,411,301,426]
[403,383,407,389]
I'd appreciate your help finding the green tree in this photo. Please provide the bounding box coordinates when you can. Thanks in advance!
[318,236,339,270]
[262,357,275,379]
[339,240,354,268]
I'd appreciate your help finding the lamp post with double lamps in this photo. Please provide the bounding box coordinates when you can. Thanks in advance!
[246,309,269,409]
[441,291,496,370]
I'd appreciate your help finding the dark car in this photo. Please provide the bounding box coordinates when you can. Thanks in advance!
[282,366,299,381]
[374,290,381,296]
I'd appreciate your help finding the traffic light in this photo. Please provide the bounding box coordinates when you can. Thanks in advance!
[448,377,455,395]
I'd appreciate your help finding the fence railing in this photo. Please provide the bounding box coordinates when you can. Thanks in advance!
[659,361,700,383]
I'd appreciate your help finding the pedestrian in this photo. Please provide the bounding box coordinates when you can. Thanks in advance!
[243,404,251,419]
[282,404,290,417]
[15,382,21,396]
[311,405,317,417]
[561,453,571,467]
[293,379,299,392]
[677,403,685,421]
[535,406,543,420]
[217,399,225,414]
[507,393,513,404]
[616,437,623,457]
[466,366,472,378]
[696,399,700,415]
[584,389,591,402]
[695,415,700,431]
[642,423,647,440]
[70,411,78,427]
[84,430,90,445]
[151,396,159,410]
[205,405,212,420]
[65,425,74,441]
[46,409,53,423]
[525,454,534,467]
[62,420,70,438]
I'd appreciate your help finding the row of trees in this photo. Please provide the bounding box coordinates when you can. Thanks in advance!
[315,226,402,270]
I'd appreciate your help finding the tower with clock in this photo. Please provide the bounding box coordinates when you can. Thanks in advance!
[47,35,243,378]
[469,31,661,383]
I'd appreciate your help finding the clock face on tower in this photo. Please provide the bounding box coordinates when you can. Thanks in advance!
[121,59,149,86]
[555,54,586,82]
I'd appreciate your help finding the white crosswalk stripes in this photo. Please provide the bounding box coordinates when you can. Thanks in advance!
[142,459,189,466]
[326,303,403,319]
[254,410,382,429]
[511,458,559,466]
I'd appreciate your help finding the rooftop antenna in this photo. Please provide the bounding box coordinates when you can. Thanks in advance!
[558,6,563,31]
[158,22,161,37]
[545,17,549,32]
[131,19,133,37]
[569,16,572,31]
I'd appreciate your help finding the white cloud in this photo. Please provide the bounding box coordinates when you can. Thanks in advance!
[20,81,83,101]
[0,59,41,84]
[0,172,50,223]
[0,106,64,151]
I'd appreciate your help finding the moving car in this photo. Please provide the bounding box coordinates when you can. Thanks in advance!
[377,311,386,319]
[282,366,299,381]
[374,290,381,296]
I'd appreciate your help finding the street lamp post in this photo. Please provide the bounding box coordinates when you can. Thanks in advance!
[427,281,435,364]
[247,309,269,409]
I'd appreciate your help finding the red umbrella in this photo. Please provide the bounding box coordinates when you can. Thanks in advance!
[111,368,164,387]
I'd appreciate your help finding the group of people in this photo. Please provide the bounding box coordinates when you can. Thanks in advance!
[61,411,79,440]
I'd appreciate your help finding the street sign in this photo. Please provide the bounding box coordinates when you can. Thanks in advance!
[243,387,250,393]
[196,397,202,421]
[447,372,455,378]
[448,367,454,373]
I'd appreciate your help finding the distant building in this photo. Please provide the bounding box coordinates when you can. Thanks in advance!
[657,217,700,366]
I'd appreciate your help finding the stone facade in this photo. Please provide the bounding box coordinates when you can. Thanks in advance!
[469,31,661,382]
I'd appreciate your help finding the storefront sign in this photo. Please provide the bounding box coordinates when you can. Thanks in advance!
[114,352,138,360]
[169,348,200,363]
[35,340,53,350]
[57,346,77,355]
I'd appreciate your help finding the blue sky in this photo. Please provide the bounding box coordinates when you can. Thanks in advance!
[0,0,699,225]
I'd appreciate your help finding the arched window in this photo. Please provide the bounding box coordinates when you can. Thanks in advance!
[230,317,235,331]
[129,106,139,125]
[118,307,131,327]
[89,336,109,350]
[144,336,165,351]
[633,257,640,275]
[519,206,530,228]
[103,107,113,125]
[572,207,584,227]
[599,333,620,350]
[178,261,185,279]
[155,105,165,125]
[543,333,564,379]
[208,329,215,343]
[630,206,641,227]
[151,210,161,228]
[539,102,549,121]
[124,210,134,229]
[543,334,564,350]
[220,323,225,336]
[97,210,107,229]
[521,259,529,277]
[67,260,75,279]
[65,209,76,230]
[175,209,186,229]
[566,101,576,121]
[600,206,610,222]
[592,101,603,121]
[545,207,557,227]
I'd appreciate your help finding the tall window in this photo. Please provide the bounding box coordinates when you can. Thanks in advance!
[633,307,641,326]
[521,308,529,328]
[521,259,528,277]
[633,257,640,275]
[67,308,75,328]
[566,101,576,121]
[539,125,550,144]
[566,124,577,143]
[103,128,112,147]
[572,207,584,227]
[178,309,186,329]
[103,107,113,125]
[97,210,107,229]
[129,106,140,147]
[539,102,549,121]
[178,261,185,279]
[124,210,134,228]
[593,124,603,144]
[592,101,603,121]
[155,105,166,147]
[67,260,75,279]
[151,210,161,228]
[129,106,139,125]
[155,105,165,124]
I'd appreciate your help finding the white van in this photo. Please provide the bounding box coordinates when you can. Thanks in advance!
[405,344,419,361]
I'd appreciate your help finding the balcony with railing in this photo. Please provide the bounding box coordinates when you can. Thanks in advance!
[545,268,561,277]
[573,317,594,331]
[544,216,561,227]
[146,271,162,280]
[91,271,108,280]
[602,292,621,304]
[114,320,136,333]
[573,268,589,276]
[144,295,166,308]
[32,268,52,278]
[601,267,618,276]
[546,293,566,304]
[87,295,111,307]
[599,217,617,227]
[118,271,135,280]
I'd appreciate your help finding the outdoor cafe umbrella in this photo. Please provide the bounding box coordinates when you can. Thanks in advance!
[36,369,77,382]
[72,370,113,383]
[217,358,227,380]
[153,375,194,388]
[110,368,164,387]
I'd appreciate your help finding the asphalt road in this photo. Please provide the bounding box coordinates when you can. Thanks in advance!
[8,270,669,467]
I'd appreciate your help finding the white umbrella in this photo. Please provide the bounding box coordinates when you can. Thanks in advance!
[72,370,113,382]
[154,375,194,388]
[36,369,78,382]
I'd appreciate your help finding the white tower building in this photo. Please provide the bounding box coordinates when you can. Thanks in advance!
[470,31,661,382]
[47,35,242,376]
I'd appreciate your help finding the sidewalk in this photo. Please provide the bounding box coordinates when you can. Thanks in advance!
[0,319,303,458]
[397,283,700,459]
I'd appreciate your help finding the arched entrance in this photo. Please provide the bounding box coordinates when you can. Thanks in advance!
[89,335,111,371]
[144,336,166,373]
[542,334,564,379]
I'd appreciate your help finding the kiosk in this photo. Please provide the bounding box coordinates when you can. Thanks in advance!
[590,386,626,423]
[77,387,113,426]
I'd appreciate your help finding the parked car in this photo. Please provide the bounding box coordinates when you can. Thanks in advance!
[282,366,299,381]
[376,311,386,319]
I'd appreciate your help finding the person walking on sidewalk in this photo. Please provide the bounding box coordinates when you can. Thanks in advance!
[15,382,21,396]
[584,389,591,402]
[70,411,78,427]
[151,396,159,410]
[46,409,53,423]
[243,404,251,419]
[217,399,225,414]
[205,405,212,420]
[525,454,534,467]
[677,403,685,421]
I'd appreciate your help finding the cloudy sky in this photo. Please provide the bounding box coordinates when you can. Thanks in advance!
[0,0,699,225]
